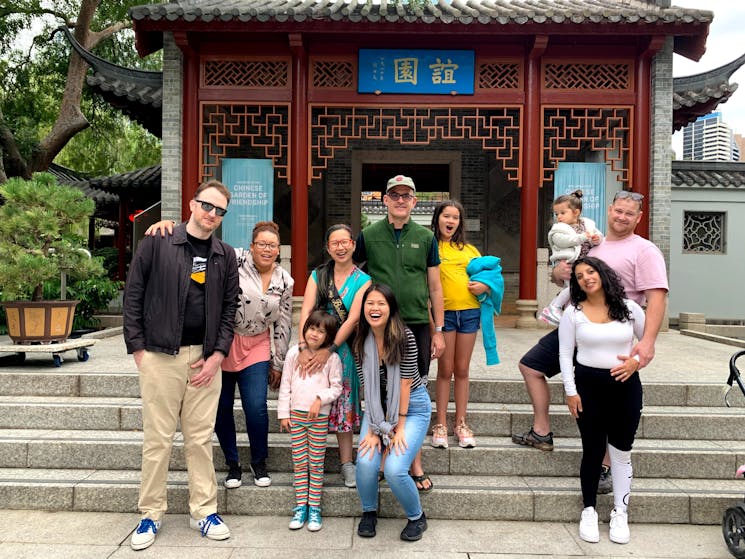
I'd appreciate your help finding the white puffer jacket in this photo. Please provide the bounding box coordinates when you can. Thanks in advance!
[548,217,600,264]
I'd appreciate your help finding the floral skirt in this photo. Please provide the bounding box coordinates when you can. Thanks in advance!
[327,342,361,433]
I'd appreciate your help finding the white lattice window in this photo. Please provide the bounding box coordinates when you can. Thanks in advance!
[683,211,725,254]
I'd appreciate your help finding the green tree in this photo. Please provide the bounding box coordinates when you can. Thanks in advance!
[0,0,161,182]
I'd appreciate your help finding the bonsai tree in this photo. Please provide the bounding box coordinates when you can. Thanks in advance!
[0,173,105,302]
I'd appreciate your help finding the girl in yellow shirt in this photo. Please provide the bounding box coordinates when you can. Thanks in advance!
[430,201,489,448]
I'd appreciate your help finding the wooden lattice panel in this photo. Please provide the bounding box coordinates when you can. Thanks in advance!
[201,104,289,181]
[312,60,354,89]
[477,63,521,89]
[544,63,630,90]
[542,107,631,186]
[311,106,521,183]
[203,60,289,88]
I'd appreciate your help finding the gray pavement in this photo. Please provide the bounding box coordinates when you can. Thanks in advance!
[0,324,743,558]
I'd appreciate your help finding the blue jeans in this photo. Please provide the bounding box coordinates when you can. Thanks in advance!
[214,360,269,465]
[356,386,431,520]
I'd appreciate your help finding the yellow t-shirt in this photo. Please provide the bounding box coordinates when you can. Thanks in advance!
[438,241,481,311]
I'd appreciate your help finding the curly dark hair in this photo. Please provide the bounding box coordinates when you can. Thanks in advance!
[569,256,631,322]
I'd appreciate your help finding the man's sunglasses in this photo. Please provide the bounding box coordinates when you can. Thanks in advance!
[613,191,644,203]
[195,199,228,216]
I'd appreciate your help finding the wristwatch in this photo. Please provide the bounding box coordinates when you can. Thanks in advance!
[434,326,443,332]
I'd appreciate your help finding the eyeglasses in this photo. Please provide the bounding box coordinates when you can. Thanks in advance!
[613,191,644,203]
[253,241,280,250]
[328,238,354,249]
[194,199,228,216]
[387,192,414,201]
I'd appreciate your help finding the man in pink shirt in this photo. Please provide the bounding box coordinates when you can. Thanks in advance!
[512,191,668,457]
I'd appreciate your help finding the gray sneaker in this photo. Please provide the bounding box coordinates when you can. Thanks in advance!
[598,464,612,494]
[341,461,356,488]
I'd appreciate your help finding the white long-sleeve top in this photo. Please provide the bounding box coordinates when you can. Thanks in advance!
[277,345,343,418]
[558,300,646,397]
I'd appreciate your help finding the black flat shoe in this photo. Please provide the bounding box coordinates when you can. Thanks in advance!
[357,511,377,538]
[400,511,427,541]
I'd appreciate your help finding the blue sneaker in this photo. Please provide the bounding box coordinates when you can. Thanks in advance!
[189,513,230,540]
[130,518,160,550]
[307,506,322,532]
[289,505,308,530]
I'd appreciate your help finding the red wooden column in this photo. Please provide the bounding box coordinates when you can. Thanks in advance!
[633,37,664,239]
[174,32,200,220]
[289,33,309,295]
[516,36,547,326]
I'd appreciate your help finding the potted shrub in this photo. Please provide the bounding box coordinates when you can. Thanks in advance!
[0,172,106,343]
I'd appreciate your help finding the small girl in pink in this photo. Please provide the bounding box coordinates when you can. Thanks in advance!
[278,310,343,532]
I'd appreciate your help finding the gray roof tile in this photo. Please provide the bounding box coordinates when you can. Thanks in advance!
[672,161,745,189]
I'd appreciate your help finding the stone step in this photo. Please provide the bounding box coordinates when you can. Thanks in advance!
[1,395,744,440]
[0,372,740,408]
[1,429,742,480]
[0,468,739,525]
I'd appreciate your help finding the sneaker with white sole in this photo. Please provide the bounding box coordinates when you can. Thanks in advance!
[251,460,272,487]
[288,505,307,530]
[307,506,323,532]
[454,419,476,448]
[597,464,612,494]
[430,424,449,448]
[224,463,242,489]
[130,518,160,551]
[539,305,563,326]
[609,508,630,544]
[579,506,599,543]
[190,513,230,540]
[341,461,356,488]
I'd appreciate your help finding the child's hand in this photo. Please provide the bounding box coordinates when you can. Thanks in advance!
[467,281,489,296]
[280,418,292,432]
[589,233,602,245]
[307,397,321,420]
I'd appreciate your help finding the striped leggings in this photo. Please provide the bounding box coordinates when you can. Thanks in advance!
[289,410,329,508]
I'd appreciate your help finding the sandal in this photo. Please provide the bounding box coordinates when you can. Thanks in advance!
[411,473,433,492]
[378,470,385,483]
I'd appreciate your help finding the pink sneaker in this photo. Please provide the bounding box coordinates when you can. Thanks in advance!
[454,419,476,448]
[430,424,448,448]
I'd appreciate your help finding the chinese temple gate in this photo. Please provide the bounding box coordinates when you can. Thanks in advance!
[130,0,711,320]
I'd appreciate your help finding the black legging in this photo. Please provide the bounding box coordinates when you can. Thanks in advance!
[406,322,432,379]
[574,362,643,508]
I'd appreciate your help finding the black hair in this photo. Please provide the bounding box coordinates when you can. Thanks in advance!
[353,283,407,365]
[569,256,631,322]
[553,189,583,212]
[431,199,467,249]
[302,309,339,349]
[314,224,355,310]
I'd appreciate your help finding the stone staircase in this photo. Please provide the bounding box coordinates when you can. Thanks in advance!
[1,369,744,524]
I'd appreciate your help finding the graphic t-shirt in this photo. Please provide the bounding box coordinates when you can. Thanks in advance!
[180,234,210,346]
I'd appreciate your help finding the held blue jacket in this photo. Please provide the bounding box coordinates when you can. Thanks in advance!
[466,256,505,365]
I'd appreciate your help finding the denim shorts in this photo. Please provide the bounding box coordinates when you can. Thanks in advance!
[443,308,481,334]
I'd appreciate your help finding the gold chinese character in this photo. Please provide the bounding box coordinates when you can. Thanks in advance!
[394,58,418,85]
[429,58,459,84]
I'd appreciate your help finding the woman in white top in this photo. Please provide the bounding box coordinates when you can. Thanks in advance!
[558,256,645,546]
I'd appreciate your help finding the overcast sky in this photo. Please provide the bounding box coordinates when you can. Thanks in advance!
[671,0,745,157]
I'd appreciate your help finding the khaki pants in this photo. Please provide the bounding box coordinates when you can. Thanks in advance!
[137,346,222,521]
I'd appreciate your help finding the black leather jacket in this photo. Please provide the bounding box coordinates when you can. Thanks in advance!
[123,223,238,357]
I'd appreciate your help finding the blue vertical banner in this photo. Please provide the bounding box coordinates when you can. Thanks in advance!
[554,163,606,233]
[221,158,274,248]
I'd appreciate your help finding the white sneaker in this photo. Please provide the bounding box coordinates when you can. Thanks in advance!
[430,424,449,448]
[539,305,563,326]
[341,462,356,488]
[609,508,630,544]
[190,513,231,540]
[130,518,161,550]
[579,506,599,543]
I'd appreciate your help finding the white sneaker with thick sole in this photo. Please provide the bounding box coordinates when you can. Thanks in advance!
[190,513,231,540]
[579,506,600,543]
[130,518,161,550]
[340,462,356,488]
[609,508,630,544]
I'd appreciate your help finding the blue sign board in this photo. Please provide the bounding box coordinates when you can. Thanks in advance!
[358,49,475,95]
[555,162,607,233]
[221,158,274,248]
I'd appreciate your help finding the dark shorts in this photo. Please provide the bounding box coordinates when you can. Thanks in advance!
[443,308,481,334]
[519,329,561,378]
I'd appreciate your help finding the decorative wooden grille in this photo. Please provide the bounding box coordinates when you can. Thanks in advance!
[542,107,631,186]
[478,63,521,89]
[313,60,354,89]
[683,211,725,254]
[310,106,522,183]
[203,60,289,88]
[544,63,630,90]
[201,104,289,181]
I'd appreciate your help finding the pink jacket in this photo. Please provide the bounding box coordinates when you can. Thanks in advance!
[277,345,343,418]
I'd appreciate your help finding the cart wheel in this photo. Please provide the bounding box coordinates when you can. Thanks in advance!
[77,348,89,362]
[53,354,62,368]
[723,506,745,558]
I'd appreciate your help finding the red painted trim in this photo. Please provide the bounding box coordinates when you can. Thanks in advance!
[519,36,548,301]
[175,32,200,220]
[540,91,636,104]
[198,89,293,102]
[117,196,128,281]
[290,33,309,295]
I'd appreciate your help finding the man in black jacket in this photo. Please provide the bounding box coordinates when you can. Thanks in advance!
[124,180,239,550]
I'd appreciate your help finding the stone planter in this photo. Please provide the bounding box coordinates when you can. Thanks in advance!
[2,300,79,344]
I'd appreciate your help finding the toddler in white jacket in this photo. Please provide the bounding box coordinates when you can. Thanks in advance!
[540,190,603,325]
